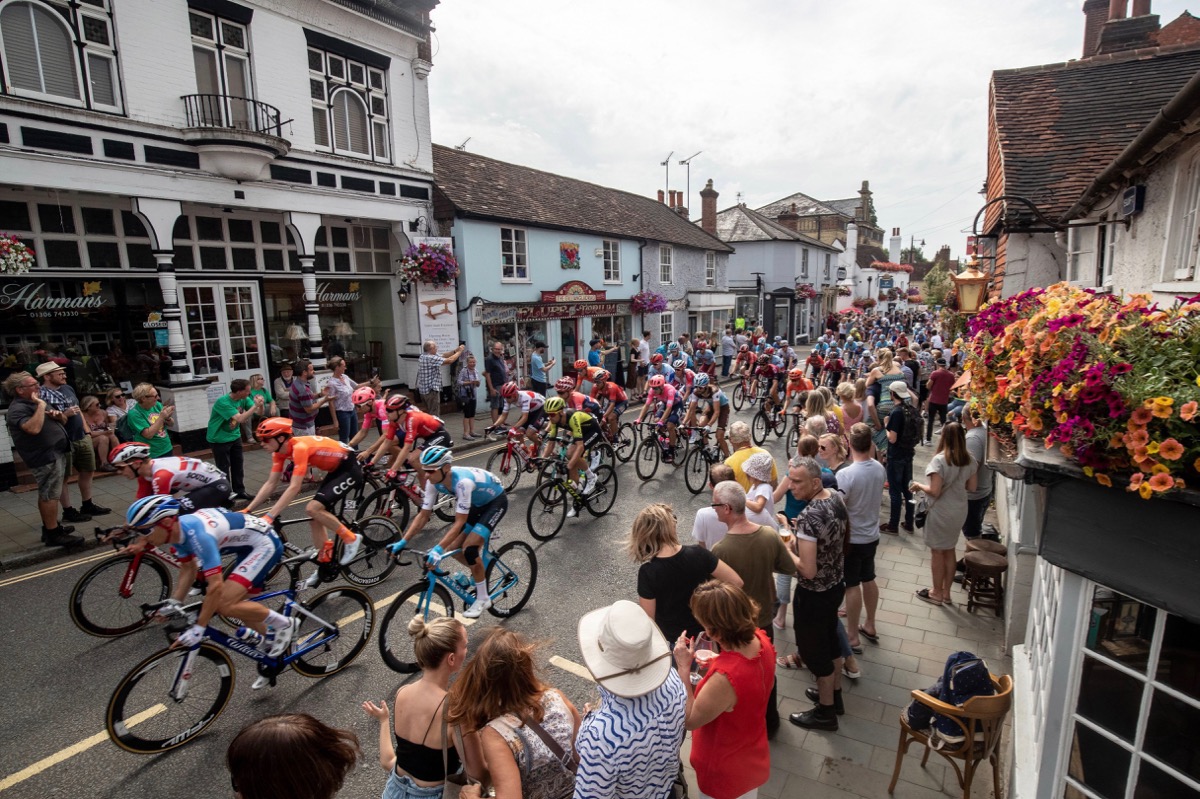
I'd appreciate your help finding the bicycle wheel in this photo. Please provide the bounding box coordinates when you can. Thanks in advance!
[635,438,660,480]
[433,492,457,524]
[378,582,454,673]
[683,447,709,495]
[535,461,563,492]
[340,515,400,587]
[584,465,618,517]
[486,541,538,617]
[751,410,770,445]
[614,423,637,463]
[106,643,234,754]
[291,585,374,677]
[772,412,788,438]
[71,554,171,638]
[527,482,567,541]
[357,485,410,528]
[786,422,800,456]
[732,382,746,410]
[487,448,522,493]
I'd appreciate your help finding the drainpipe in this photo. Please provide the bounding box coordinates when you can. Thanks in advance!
[637,239,647,334]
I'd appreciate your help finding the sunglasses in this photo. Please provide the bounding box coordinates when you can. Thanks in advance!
[710,502,729,509]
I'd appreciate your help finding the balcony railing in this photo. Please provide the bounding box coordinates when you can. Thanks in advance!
[181,94,284,137]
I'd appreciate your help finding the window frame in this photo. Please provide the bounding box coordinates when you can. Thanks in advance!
[800,248,809,279]
[823,253,832,281]
[705,251,715,287]
[308,46,390,163]
[1067,224,1098,286]
[189,9,252,128]
[659,244,673,285]
[1164,151,1200,282]
[659,310,673,344]
[602,239,621,284]
[0,0,122,113]
[314,223,390,274]
[500,226,529,282]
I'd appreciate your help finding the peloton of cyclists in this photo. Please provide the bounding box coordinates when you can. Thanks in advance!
[388,446,507,619]
[541,396,603,516]
[109,442,233,511]
[495,381,547,452]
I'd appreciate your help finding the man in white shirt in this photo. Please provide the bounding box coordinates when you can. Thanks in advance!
[637,330,652,398]
[836,423,886,649]
[692,464,735,549]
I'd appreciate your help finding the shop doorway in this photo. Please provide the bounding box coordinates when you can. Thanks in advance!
[181,282,267,384]
[560,319,579,366]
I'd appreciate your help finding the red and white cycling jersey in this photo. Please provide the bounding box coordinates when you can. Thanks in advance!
[137,457,227,499]
[503,390,545,415]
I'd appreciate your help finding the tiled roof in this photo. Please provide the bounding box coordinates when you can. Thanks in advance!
[714,205,832,248]
[432,145,732,252]
[756,191,846,219]
[824,197,861,218]
[990,44,1200,225]
[856,245,888,270]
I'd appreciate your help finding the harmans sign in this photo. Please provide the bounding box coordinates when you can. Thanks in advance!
[0,281,108,313]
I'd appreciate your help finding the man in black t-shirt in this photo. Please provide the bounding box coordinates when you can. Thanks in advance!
[483,341,509,425]
[882,381,916,534]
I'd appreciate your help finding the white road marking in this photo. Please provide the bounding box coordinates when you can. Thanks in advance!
[0,704,166,792]
[549,655,594,682]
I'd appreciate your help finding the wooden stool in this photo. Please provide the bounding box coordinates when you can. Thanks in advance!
[966,539,1007,556]
[964,551,1008,617]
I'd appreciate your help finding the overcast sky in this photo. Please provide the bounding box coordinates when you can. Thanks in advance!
[426,1,1194,260]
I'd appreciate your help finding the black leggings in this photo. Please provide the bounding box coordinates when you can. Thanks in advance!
[926,402,948,441]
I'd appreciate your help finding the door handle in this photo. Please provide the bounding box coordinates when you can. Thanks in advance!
[230,357,235,368]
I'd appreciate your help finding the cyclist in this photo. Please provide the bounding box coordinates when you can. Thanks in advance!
[497,381,547,451]
[556,376,602,416]
[109,442,232,510]
[682,373,731,456]
[636,374,681,459]
[589,370,628,440]
[805,349,824,381]
[821,348,846,388]
[753,353,782,413]
[388,446,506,619]
[734,344,755,380]
[693,340,716,377]
[646,353,676,385]
[348,386,390,449]
[244,418,362,572]
[784,367,814,414]
[359,395,451,490]
[671,358,695,404]
[121,496,292,674]
[666,341,694,371]
[541,396,603,513]
[572,359,606,394]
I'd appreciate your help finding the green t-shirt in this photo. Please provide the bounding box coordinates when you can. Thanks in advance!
[207,394,251,444]
[249,387,273,407]
[128,401,173,458]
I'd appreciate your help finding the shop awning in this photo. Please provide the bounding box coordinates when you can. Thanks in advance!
[686,291,736,311]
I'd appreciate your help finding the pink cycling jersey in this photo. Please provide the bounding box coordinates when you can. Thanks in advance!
[359,399,393,436]
[647,382,678,408]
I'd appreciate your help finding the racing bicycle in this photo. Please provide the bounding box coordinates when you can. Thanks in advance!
[526,456,618,540]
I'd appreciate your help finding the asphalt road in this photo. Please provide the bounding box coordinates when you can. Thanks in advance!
[0,400,801,799]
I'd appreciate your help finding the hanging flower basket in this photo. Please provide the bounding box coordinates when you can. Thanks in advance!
[396,242,460,287]
[631,290,668,314]
[836,285,852,297]
[965,283,1200,497]
[0,233,35,275]
[869,261,915,273]
[795,283,819,301]
[852,297,877,309]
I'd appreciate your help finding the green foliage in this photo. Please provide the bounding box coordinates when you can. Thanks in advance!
[923,263,952,307]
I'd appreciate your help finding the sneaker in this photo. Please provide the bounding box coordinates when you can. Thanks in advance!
[789,708,839,731]
[462,596,492,619]
[338,534,362,565]
[582,472,597,495]
[300,571,323,590]
[567,504,578,519]
[805,687,845,715]
[842,664,862,680]
[264,617,300,657]
[62,507,92,523]
[251,675,272,691]
[81,500,112,516]
[41,527,84,547]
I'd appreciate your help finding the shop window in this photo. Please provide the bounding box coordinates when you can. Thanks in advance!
[316,224,391,274]
[659,245,672,284]
[501,227,528,281]
[659,311,672,345]
[171,210,297,272]
[603,239,620,283]
[0,0,121,113]
[1062,585,1200,799]
[705,251,715,287]
[308,46,389,162]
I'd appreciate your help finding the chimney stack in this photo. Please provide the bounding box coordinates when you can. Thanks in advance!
[675,205,689,219]
[1083,0,1109,57]
[1108,0,1127,20]
[1132,0,1151,16]
[777,203,801,232]
[888,229,903,264]
[699,179,719,235]
[1097,0,1160,54]
[657,189,665,204]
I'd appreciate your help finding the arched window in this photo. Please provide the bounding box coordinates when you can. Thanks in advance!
[331,88,369,155]
[0,1,81,101]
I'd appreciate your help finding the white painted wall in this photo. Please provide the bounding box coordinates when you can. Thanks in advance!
[1001,233,1064,298]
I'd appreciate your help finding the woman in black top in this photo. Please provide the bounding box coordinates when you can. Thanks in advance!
[630,503,744,643]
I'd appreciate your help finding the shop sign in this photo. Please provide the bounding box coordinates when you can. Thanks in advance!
[143,311,167,329]
[416,282,459,353]
[0,279,109,318]
[878,276,894,290]
[540,280,607,305]
[317,281,361,307]
[482,302,630,324]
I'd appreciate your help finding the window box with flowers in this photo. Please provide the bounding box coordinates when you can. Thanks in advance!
[852,297,876,310]
[396,243,459,287]
[0,234,35,275]
[869,261,915,273]
[836,285,852,297]
[795,283,819,301]
[630,290,668,314]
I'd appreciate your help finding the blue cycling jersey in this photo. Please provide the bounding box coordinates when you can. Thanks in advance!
[174,509,277,578]
[423,467,505,515]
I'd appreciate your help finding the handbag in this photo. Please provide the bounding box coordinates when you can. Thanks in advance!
[669,761,690,799]
[914,492,932,528]
[440,698,479,799]
[520,714,579,774]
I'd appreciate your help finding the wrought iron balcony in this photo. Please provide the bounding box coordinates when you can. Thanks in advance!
[179,94,290,181]
[182,94,284,136]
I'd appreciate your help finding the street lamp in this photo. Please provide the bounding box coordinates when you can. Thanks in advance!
[950,257,990,315]
[396,281,411,304]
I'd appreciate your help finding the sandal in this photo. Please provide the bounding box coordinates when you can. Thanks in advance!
[915,588,943,606]
[858,626,880,644]
[776,653,804,670]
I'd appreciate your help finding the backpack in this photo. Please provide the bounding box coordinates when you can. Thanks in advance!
[115,412,136,443]
[898,402,922,450]
[903,651,995,745]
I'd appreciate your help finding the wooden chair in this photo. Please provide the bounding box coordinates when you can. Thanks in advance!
[888,674,1013,799]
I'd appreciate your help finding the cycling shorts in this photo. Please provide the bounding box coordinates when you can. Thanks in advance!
[665,401,683,426]
[465,493,508,541]
[524,407,546,431]
[417,428,453,451]
[607,400,628,417]
[177,480,232,513]
[226,534,283,593]
[574,418,605,451]
[314,458,363,511]
[716,404,730,429]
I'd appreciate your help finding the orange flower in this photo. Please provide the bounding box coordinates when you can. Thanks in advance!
[1148,473,1175,492]
[1181,401,1198,422]
[1027,414,1044,432]
[1130,408,1153,425]
[1134,446,1150,461]
[1128,473,1145,491]
[1129,429,1150,448]
[1158,438,1185,461]
[1195,457,1200,472]
[1096,473,1112,488]
[1152,404,1174,419]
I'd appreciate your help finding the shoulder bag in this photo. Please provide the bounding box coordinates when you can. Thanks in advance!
[440,699,480,799]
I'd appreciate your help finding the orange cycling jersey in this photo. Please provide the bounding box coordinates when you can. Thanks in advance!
[384,410,444,444]
[590,382,628,403]
[273,436,353,475]
[576,365,604,384]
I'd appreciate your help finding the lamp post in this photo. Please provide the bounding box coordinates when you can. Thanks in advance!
[950,257,990,315]
[751,272,764,329]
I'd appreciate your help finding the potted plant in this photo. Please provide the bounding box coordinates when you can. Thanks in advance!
[837,285,852,297]
[631,290,668,314]
[795,283,819,301]
[396,242,460,287]
[0,233,35,275]
[852,296,877,310]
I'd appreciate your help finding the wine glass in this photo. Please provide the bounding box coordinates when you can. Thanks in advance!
[691,632,718,684]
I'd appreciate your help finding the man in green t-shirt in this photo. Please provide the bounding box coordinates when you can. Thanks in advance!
[207,378,261,501]
[127,383,175,459]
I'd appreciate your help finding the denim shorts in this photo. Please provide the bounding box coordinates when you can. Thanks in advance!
[31,453,67,502]
[382,769,445,799]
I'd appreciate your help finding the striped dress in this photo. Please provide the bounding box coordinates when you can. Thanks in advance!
[572,669,687,799]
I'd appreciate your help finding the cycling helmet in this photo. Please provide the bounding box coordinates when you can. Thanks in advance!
[543,396,566,413]
[256,416,293,440]
[667,342,680,352]
[385,394,410,411]
[593,369,610,382]
[351,386,376,405]
[648,375,666,388]
[109,441,151,466]
[696,340,707,349]
[693,373,710,387]
[764,346,775,355]
[672,359,687,370]
[788,368,805,381]
[573,359,588,371]
[554,377,576,393]
[126,494,182,531]
[419,446,453,469]
[739,344,749,353]
[500,381,519,399]
[650,353,664,365]
[756,354,769,365]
